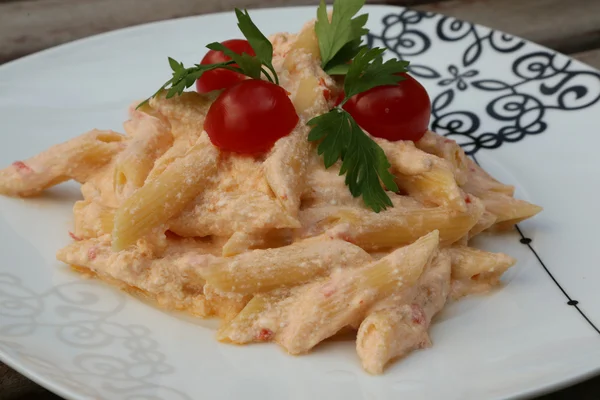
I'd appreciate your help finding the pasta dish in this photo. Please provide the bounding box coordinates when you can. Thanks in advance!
[0,1,541,374]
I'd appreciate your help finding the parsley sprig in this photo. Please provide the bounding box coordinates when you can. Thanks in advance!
[309,16,410,212]
[138,8,277,108]
[316,0,369,75]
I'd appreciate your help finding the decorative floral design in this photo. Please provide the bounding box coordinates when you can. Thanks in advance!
[369,10,600,155]
[438,65,478,91]
[0,273,191,400]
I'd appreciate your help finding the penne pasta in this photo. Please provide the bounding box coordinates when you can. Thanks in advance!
[57,236,212,316]
[468,209,498,238]
[114,109,173,200]
[169,154,300,238]
[0,130,124,197]
[288,20,320,60]
[201,234,372,295]
[221,230,293,257]
[356,251,451,374]
[263,124,311,218]
[478,191,543,230]
[445,246,516,299]
[299,195,484,251]
[277,231,439,355]
[112,133,219,251]
[415,131,469,186]
[377,138,466,211]
[73,200,115,239]
[217,293,285,343]
[203,284,251,321]
[462,158,515,197]
[149,90,217,140]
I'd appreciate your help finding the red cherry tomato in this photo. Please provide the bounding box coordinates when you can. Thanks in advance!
[196,39,256,93]
[343,73,431,142]
[205,80,299,154]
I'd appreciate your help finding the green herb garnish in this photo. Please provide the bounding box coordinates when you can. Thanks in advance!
[137,8,277,108]
[315,0,369,75]
[309,10,410,212]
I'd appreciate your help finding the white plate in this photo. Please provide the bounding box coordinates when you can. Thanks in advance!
[1,5,599,400]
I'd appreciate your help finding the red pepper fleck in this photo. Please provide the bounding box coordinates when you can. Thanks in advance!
[68,232,82,241]
[281,193,288,201]
[88,247,97,260]
[465,195,471,204]
[339,234,355,244]
[322,284,336,298]
[256,328,274,341]
[285,90,292,96]
[469,167,476,172]
[444,139,453,144]
[411,304,426,325]
[319,78,332,101]
[12,161,32,173]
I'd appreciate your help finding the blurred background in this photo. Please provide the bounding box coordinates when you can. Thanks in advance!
[1,0,599,399]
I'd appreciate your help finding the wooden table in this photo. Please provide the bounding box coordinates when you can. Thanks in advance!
[1,0,599,399]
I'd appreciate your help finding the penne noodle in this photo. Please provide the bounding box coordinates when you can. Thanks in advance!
[73,200,115,239]
[149,90,217,140]
[277,231,439,355]
[445,246,516,299]
[415,131,469,186]
[263,124,311,218]
[299,195,484,251]
[203,284,251,322]
[114,110,173,200]
[468,209,498,238]
[217,294,280,343]
[221,230,293,257]
[462,158,515,197]
[288,20,320,60]
[0,130,124,197]
[356,251,451,374]
[169,154,300,238]
[377,138,466,211]
[112,133,219,251]
[293,75,321,115]
[478,191,543,230]
[57,236,212,316]
[201,234,372,295]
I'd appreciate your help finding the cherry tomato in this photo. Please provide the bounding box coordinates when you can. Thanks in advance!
[196,39,256,93]
[343,73,431,142]
[205,79,299,154]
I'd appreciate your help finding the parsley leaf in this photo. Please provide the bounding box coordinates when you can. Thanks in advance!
[308,109,398,213]
[235,8,279,84]
[315,0,369,72]
[137,59,239,108]
[308,36,411,212]
[206,42,263,80]
[323,39,363,75]
[140,8,278,107]
[342,47,410,101]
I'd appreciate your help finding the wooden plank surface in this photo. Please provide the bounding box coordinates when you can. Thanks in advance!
[0,0,435,62]
[574,48,600,68]
[2,0,600,64]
